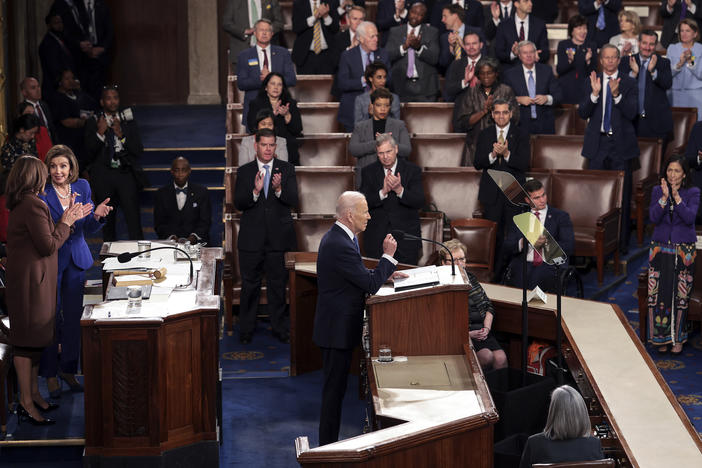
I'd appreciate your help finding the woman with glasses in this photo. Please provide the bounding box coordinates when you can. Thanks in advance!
[439,238,508,370]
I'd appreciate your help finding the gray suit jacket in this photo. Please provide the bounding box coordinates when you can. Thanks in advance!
[222,0,284,66]
[353,90,402,124]
[349,117,411,186]
[386,24,440,100]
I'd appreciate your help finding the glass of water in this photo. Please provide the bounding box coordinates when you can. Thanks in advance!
[137,240,151,258]
[378,344,393,362]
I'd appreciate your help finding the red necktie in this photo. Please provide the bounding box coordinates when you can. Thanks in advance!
[519,21,525,42]
[533,211,543,266]
[35,103,47,128]
[263,49,269,70]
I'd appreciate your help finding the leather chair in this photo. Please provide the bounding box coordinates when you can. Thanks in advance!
[228,75,244,104]
[294,215,336,252]
[553,104,576,136]
[222,215,241,334]
[224,167,237,213]
[298,103,341,133]
[409,134,465,167]
[530,135,587,170]
[418,211,444,266]
[422,167,484,224]
[295,166,355,215]
[226,103,244,134]
[298,134,351,166]
[632,137,663,245]
[401,103,454,133]
[281,1,293,28]
[288,75,336,102]
[450,218,497,283]
[226,133,243,167]
[551,170,623,284]
[526,169,552,195]
[667,107,698,160]
[532,459,616,468]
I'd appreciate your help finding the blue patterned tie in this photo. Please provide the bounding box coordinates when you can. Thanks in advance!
[638,58,648,115]
[263,164,270,198]
[604,77,612,133]
[353,236,360,253]
[527,70,537,118]
[596,6,605,30]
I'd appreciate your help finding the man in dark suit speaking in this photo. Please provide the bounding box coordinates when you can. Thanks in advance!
[313,191,400,446]
[235,128,298,344]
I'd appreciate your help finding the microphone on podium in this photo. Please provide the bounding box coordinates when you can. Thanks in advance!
[117,246,194,288]
[390,230,456,276]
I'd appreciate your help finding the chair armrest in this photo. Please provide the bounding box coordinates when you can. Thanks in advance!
[596,207,620,230]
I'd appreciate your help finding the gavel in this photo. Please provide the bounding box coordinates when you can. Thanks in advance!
[112,267,167,279]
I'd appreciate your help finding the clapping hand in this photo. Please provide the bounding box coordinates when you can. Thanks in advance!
[254,169,265,195]
[464,63,475,85]
[609,77,620,97]
[629,55,640,75]
[585,47,593,64]
[271,172,282,192]
[648,54,658,71]
[589,71,601,96]
[93,197,113,220]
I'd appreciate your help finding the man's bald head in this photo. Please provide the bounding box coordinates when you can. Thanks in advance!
[171,156,191,187]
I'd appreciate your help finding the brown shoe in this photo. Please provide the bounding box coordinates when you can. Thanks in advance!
[671,344,683,355]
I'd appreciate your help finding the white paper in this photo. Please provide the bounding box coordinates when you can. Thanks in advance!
[393,265,440,291]
[527,286,548,304]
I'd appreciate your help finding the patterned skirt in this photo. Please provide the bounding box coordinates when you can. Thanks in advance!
[647,242,696,345]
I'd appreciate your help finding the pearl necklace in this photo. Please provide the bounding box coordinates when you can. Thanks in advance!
[52,182,71,199]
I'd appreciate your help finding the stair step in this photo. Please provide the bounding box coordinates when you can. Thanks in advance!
[143,147,225,166]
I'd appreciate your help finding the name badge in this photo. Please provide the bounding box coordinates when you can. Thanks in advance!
[248,59,259,66]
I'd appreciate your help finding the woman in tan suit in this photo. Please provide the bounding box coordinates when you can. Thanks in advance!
[5,155,88,425]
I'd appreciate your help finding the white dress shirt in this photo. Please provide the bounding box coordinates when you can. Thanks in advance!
[510,14,529,60]
[307,0,333,51]
[252,158,282,201]
[493,1,513,26]
[378,159,403,200]
[175,182,188,211]
[489,122,511,163]
[590,71,622,132]
[334,221,399,264]
[521,64,553,105]
[257,44,272,69]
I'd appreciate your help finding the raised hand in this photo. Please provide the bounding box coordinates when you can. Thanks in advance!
[254,169,265,195]
[94,197,112,219]
[585,48,593,64]
[382,233,398,257]
[609,77,621,97]
[464,63,475,85]
[660,178,669,199]
[511,41,519,56]
[491,1,500,19]
[271,172,282,191]
[648,54,658,71]
[590,71,601,96]
[629,55,640,75]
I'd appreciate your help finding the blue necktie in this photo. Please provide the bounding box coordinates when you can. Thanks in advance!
[638,58,648,115]
[353,236,360,253]
[263,164,270,198]
[596,6,605,30]
[604,76,612,133]
[527,70,536,118]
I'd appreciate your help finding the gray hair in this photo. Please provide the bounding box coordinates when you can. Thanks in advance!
[356,21,376,40]
[375,133,397,148]
[543,385,592,440]
[517,40,536,54]
[254,18,273,29]
[475,56,500,74]
[335,191,366,219]
[600,43,620,59]
[492,98,512,112]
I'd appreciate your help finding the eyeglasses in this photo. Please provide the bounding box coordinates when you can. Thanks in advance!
[443,257,466,264]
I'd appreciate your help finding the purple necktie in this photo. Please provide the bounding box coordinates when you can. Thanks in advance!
[406,48,416,78]
[681,0,688,20]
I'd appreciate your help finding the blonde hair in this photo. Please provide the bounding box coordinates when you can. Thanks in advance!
[618,10,641,36]
[439,238,468,264]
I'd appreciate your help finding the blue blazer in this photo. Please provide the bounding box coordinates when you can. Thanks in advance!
[40,178,104,271]
[236,45,297,129]
[337,46,391,131]
[579,73,640,161]
[503,63,562,134]
[495,15,549,68]
[618,53,673,138]
[312,223,396,349]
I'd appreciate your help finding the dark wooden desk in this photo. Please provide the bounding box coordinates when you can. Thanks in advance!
[81,247,222,467]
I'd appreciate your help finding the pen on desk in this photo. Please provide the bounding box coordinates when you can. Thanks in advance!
[108,311,111,318]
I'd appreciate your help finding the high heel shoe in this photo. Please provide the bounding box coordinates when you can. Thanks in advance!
[47,377,61,399]
[17,404,56,426]
[34,401,60,412]
[58,372,83,392]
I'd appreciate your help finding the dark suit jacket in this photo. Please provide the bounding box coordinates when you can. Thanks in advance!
[685,121,702,207]
[503,63,562,134]
[23,99,57,142]
[386,23,441,100]
[578,0,621,47]
[54,0,113,55]
[579,73,640,161]
[532,0,558,23]
[236,45,297,128]
[223,0,284,65]
[313,223,396,349]
[495,15,549,67]
[556,39,598,104]
[504,205,575,261]
[376,0,408,47]
[292,0,340,66]
[474,124,530,205]
[337,46,392,131]
[38,32,76,102]
[430,0,485,34]
[660,0,702,47]
[438,26,486,72]
[444,54,486,102]
[154,182,212,243]
[84,115,145,176]
[618,53,673,138]
[484,2,515,40]
[359,159,424,261]
[519,433,603,468]
[234,158,298,252]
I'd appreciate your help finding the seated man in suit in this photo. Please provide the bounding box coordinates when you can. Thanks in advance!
[387,2,441,102]
[618,29,673,150]
[504,179,575,293]
[578,0,621,48]
[234,128,299,344]
[359,133,425,265]
[354,62,402,123]
[337,21,391,131]
[684,120,702,222]
[292,0,340,74]
[474,98,530,276]
[661,0,702,47]
[444,31,484,102]
[579,44,639,253]
[485,0,515,41]
[237,19,297,130]
[376,0,409,47]
[495,0,549,69]
[431,0,486,36]
[153,157,211,244]
[350,88,412,187]
[503,40,562,135]
[438,4,486,73]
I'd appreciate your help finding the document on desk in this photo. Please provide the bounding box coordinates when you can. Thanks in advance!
[89,290,199,320]
[393,265,441,292]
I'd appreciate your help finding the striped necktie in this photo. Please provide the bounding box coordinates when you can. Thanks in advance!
[312,0,323,54]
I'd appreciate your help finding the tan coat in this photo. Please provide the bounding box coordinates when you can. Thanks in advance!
[6,194,70,348]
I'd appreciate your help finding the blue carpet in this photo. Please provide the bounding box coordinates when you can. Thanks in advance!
[136,105,226,148]
[221,318,290,379]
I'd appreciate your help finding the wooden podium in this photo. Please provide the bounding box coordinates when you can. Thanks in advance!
[293,261,498,467]
[81,246,222,468]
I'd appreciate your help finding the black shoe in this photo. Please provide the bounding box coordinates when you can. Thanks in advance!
[36,401,60,412]
[58,372,83,393]
[239,332,252,344]
[273,330,290,344]
[17,404,56,426]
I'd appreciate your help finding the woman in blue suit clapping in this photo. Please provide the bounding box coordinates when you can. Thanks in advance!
[39,145,112,397]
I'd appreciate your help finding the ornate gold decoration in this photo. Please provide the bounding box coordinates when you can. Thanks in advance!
[222,351,264,361]
[655,359,685,370]
[677,394,702,406]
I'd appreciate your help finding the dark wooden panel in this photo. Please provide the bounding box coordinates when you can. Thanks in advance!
[105,0,189,105]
